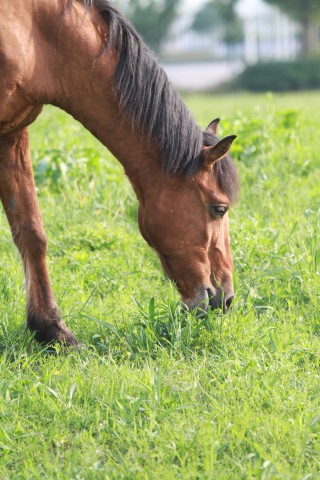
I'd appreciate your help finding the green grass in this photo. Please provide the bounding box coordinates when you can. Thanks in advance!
[0,91,320,479]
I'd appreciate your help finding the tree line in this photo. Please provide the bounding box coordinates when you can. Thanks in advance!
[115,0,320,57]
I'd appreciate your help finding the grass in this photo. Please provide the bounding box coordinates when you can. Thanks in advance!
[0,91,319,479]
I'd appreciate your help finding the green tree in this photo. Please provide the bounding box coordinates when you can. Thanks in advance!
[115,0,181,53]
[192,0,243,51]
[192,2,221,32]
[264,0,320,55]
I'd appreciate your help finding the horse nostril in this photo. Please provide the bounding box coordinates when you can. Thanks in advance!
[225,295,234,312]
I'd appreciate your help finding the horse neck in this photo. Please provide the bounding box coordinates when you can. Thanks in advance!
[37,1,163,203]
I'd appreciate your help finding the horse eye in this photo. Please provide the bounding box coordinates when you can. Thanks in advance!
[209,205,228,217]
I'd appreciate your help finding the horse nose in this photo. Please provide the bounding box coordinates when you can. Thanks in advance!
[224,294,234,313]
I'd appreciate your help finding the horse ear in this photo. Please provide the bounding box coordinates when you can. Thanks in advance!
[202,135,237,168]
[205,118,220,136]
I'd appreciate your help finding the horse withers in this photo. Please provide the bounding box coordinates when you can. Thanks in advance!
[0,0,239,345]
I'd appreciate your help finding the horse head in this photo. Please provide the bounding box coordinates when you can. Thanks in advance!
[138,118,238,314]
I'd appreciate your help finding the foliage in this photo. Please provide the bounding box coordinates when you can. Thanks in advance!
[263,0,320,55]
[192,0,244,47]
[0,93,320,478]
[235,58,320,91]
[115,0,181,53]
[263,0,320,24]
[192,1,221,32]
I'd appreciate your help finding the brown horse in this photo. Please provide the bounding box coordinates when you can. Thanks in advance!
[0,0,239,345]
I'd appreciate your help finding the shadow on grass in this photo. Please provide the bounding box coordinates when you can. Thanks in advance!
[0,320,76,361]
[0,297,228,364]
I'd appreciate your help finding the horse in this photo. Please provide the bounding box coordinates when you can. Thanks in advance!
[0,0,239,345]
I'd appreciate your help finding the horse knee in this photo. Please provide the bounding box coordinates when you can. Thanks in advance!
[15,223,47,256]
[27,225,47,255]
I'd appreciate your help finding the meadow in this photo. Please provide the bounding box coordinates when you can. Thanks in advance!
[0,91,319,479]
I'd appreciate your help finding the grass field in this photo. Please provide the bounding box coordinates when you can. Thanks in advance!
[0,91,319,479]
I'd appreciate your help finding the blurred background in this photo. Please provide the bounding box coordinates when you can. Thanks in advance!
[114,0,320,92]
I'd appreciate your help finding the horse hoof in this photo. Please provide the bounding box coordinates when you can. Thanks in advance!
[34,326,78,346]
[53,323,78,346]
[28,315,78,346]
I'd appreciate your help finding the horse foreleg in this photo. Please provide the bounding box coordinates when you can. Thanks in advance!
[0,127,77,345]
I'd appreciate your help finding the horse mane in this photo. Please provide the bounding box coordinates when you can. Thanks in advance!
[66,0,202,175]
[67,1,239,201]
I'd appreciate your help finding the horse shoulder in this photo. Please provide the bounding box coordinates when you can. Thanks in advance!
[0,2,45,134]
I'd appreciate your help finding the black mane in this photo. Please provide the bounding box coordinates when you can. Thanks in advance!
[69,1,239,200]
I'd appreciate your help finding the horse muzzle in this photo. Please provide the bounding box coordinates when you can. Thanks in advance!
[183,286,234,315]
